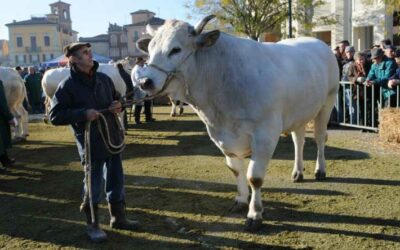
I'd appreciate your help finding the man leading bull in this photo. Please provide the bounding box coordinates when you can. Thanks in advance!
[49,42,139,242]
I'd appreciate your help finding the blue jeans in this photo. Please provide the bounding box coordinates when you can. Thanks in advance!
[82,154,125,204]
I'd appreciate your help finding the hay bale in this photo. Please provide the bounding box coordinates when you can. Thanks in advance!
[379,108,400,143]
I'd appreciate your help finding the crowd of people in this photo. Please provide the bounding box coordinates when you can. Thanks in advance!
[15,66,45,114]
[333,38,400,125]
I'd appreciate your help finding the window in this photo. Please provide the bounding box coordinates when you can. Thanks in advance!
[121,47,128,57]
[30,36,37,49]
[111,35,117,46]
[15,55,18,63]
[50,54,54,59]
[23,55,27,63]
[120,34,127,43]
[133,31,139,42]
[42,54,46,61]
[44,36,50,46]
[16,37,23,47]
[29,54,32,63]
[394,33,400,46]
[394,11,400,26]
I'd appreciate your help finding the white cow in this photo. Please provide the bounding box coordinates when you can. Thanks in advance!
[136,16,339,231]
[0,67,29,140]
[42,64,127,130]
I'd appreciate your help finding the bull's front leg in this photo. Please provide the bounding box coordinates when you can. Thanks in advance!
[245,133,279,232]
[225,156,248,213]
[291,126,306,182]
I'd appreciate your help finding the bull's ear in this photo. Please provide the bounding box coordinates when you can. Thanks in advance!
[195,30,220,48]
[136,38,151,53]
[146,24,156,37]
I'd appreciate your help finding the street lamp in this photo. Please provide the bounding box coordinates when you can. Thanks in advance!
[288,0,292,38]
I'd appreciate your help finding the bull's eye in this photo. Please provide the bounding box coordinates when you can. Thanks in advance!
[168,47,181,57]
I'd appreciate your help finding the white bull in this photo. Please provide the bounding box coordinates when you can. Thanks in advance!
[42,64,127,130]
[0,67,29,141]
[136,16,339,231]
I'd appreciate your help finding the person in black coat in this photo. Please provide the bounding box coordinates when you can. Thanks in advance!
[0,80,16,170]
[49,42,139,242]
[116,63,134,128]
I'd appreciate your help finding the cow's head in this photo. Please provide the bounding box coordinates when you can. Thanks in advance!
[135,15,220,97]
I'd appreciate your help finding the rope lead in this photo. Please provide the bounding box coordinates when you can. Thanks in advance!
[84,112,125,223]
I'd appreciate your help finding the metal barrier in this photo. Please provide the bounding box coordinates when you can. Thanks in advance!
[332,81,400,132]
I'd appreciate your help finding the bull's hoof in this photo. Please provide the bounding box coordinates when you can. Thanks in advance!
[179,108,184,115]
[170,113,176,117]
[315,171,326,181]
[244,218,263,232]
[12,137,27,144]
[292,172,304,182]
[43,117,49,124]
[229,201,248,213]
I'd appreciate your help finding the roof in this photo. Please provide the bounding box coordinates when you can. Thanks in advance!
[6,17,57,26]
[124,17,165,27]
[130,10,155,15]
[79,34,109,42]
[49,1,70,6]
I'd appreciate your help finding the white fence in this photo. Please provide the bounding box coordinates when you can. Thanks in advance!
[332,81,400,132]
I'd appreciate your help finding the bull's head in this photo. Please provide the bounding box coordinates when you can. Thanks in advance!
[135,15,220,97]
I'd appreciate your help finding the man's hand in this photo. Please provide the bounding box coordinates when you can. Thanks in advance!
[364,80,374,87]
[109,101,122,114]
[86,109,100,121]
[388,79,399,89]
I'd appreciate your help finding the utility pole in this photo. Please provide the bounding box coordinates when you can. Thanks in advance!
[288,0,293,38]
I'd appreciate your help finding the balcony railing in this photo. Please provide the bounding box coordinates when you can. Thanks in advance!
[25,46,41,53]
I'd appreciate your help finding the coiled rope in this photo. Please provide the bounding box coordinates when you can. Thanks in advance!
[84,112,125,223]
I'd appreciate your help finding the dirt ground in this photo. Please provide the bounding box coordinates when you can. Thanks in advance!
[0,106,399,249]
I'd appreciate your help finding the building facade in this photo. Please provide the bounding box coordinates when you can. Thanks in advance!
[0,40,9,65]
[108,23,128,60]
[290,0,400,50]
[124,10,165,57]
[79,34,110,58]
[6,1,76,67]
[78,10,164,60]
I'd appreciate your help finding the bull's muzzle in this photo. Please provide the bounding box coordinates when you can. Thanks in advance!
[139,78,154,90]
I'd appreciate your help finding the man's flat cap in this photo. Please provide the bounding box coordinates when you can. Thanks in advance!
[63,42,91,57]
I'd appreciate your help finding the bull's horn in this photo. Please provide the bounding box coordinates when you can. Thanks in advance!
[194,15,216,35]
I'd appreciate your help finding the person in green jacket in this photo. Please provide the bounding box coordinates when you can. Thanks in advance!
[0,80,16,170]
[365,47,397,107]
[24,66,43,114]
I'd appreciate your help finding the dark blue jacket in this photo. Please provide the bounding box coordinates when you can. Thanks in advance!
[49,61,122,161]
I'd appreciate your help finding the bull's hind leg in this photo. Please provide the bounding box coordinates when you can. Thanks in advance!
[245,132,280,232]
[313,105,332,180]
[169,98,177,117]
[225,156,248,213]
[178,101,184,115]
[18,106,29,139]
[291,126,306,182]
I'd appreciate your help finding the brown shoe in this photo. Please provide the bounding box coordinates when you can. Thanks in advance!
[108,201,140,230]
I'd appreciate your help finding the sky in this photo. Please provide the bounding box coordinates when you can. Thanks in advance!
[0,0,194,40]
